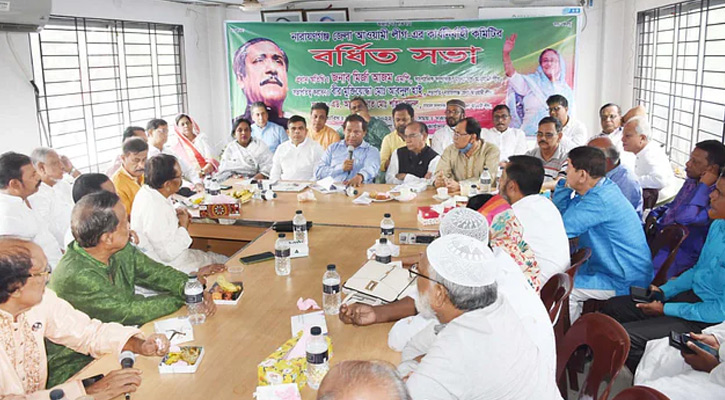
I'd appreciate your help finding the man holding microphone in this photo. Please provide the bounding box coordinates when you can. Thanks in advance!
[315,114,381,187]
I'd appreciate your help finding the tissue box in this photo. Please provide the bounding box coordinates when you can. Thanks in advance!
[199,202,240,218]
[417,206,453,225]
[257,331,332,390]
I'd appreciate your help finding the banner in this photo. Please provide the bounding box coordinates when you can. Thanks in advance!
[225,17,578,136]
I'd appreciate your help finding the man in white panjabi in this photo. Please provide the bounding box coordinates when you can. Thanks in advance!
[590,103,635,170]
[131,154,227,274]
[480,104,528,163]
[217,117,273,181]
[399,234,561,400]
[547,94,588,150]
[28,148,75,249]
[635,320,725,400]
[270,115,323,181]
[385,121,440,186]
[146,118,203,192]
[430,99,466,155]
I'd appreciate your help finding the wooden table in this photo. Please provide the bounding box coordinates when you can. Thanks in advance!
[77,226,426,399]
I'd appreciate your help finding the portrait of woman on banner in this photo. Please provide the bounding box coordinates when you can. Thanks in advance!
[502,33,575,135]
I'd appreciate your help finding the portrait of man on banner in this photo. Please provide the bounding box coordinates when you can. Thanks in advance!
[232,37,290,128]
[503,33,575,136]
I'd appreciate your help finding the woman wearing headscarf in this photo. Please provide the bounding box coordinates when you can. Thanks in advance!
[503,33,575,135]
[167,113,219,177]
[467,193,542,292]
[217,117,273,181]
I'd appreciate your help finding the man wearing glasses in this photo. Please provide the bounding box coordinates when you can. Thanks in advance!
[547,94,588,150]
[590,103,635,169]
[315,114,381,187]
[481,104,528,164]
[385,122,440,185]
[526,116,569,191]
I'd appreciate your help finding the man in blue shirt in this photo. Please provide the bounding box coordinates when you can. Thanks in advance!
[315,114,380,186]
[602,171,725,372]
[250,101,288,153]
[553,146,652,322]
[589,136,643,218]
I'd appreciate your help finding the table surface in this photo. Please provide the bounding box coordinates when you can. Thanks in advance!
[77,225,427,399]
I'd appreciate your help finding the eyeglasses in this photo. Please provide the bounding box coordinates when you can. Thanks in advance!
[536,132,556,139]
[28,264,51,281]
[453,132,471,139]
[600,114,620,121]
[493,115,510,121]
[404,133,422,140]
[408,264,445,286]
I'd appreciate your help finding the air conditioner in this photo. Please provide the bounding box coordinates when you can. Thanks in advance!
[0,0,52,33]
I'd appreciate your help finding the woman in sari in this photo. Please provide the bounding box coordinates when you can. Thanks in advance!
[503,33,575,135]
[217,118,273,181]
[467,193,542,292]
[167,113,219,177]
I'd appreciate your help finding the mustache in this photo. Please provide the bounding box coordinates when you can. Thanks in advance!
[538,141,547,145]
[260,75,283,87]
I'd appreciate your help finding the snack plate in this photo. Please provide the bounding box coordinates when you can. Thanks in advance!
[159,346,204,374]
[209,281,244,305]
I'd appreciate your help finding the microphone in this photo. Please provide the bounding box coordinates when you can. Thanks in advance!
[119,351,135,400]
[347,145,354,160]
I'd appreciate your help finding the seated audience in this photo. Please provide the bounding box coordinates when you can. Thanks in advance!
[64,173,118,247]
[386,122,439,185]
[338,97,390,150]
[270,115,324,181]
[399,234,561,400]
[547,94,588,149]
[111,137,148,217]
[250,101,288,153]
[380,103,414,173]
[601,171,725,371]
[526,116,568,191]
[591,103,635,168]
[434,117,500,193]
[47,191,218,384]
[317,360,411,400]
[217,117,273,181]
[635,320,725,400]
[430,99,465,155]
[0,237,170,400]
[146,118,203,191]
[308,102,340,150]
[0,152,63,267]
[167,113,219,177]
[28,148,74,249]
[315,114,381,187]
[480,104,527,163]
[553,146,652,321]
[648,140,725,278]
[589,136,643,217]
[132,154,227,273]
[105,125,146,177]
[498,155,570,283]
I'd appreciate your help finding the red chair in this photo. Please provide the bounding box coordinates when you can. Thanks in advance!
[556,313,630,400]
[649,224,689,286]
[540,273,572,323]
[567,247,591,282]
[643,188,660,210]
[612,386,670,400]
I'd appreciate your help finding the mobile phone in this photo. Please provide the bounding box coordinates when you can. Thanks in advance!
[629,286,664,303]
[669,331,693,353]
[176,187,195,197]
[81,373,104,388]
[219,184,232,190]
[240,251,275,264]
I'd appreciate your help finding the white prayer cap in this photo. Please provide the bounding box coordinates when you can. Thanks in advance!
[426,234,499,287]
[439,207,489,244]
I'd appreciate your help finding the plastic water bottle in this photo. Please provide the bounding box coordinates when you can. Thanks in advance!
[479,168,492,193]
[49,389,69,400]
[469,184,479,197]
[261,189,277,201]
[345,186,358,197]
[293,210,308,244]
[274,233,291,276]
[375,238,392,264]
[209,178,221,196]
[184,275,206,325]
[306,326,329,390]
[322,264,341,315]
[380,213,395,242]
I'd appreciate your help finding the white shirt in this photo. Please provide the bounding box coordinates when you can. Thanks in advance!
[401,296,561,400]
[481,127,528,162]
[217,138,274,181]
[0,192,63,267]
[130,185,225,274]
[512,194,570,284]
[270,137,324,181]
[561,117,589,150]
[148,145,202,185]
[28,181,74,249]
[385,150,440,185]
[431,125,455,155]
[635,141,676,196]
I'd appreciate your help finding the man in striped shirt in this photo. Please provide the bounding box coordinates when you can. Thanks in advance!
[526,116,568,191]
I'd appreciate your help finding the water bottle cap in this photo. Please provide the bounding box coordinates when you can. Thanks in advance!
[484,167,489,170]
[379,238,388,244]
[384,213,391,218]
[278,233,286,238]
[327,264,336,271]
[310,326,322,335]
[49,389,65,400]
[188,274,197,280]
[295,210,302,214]
[471,184,476,187]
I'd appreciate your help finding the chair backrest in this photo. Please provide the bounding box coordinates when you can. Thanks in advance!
[612,386,670,400]
[556,313,630,400]
[644,213,658,244]
[642,188,659,210]
[566,247,591,282]
[650,224,689,286]
[569,236,580,255]
[540,273,572,323]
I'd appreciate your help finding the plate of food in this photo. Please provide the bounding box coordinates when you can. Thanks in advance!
[369,191,393,202]
[159,346,204,374]
[209,276,244,305]
[230,189,254,204]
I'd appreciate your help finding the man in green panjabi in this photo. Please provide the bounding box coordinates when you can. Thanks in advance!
[337,97,390,150]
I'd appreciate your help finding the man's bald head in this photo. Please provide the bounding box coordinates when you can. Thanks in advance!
[317,360,410,400]
[588,136,619,172]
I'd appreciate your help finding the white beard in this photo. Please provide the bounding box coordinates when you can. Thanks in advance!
[414,289,436,319]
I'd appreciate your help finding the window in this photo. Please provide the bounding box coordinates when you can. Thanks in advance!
[634,0,725,167]
[30,16,187,173]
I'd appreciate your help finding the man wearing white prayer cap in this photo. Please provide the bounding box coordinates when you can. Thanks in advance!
[400,234,562,400]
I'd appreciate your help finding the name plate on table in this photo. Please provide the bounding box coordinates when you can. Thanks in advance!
[287,240,309,258]
[199,202,240,218]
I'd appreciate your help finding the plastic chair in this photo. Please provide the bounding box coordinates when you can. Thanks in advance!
[649,224,689,286]
[644,213,658,244]
[569,236,580,255]
[556,313,631,400]
[612,386,670,400]
[540,273,572,323]
[567,247,591,282]
[643,188,660,210]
